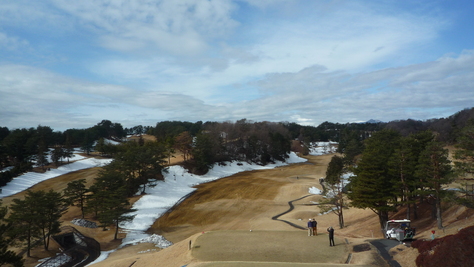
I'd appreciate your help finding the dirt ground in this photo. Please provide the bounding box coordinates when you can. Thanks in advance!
[5,152,474,267]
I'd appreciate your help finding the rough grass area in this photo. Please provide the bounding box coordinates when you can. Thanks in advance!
[411,225,474,267]
[191,230,349,264]
[5,152,474,267]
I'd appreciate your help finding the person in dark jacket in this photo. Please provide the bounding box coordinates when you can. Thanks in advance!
[307,219,314,236]
[327,226,335,246]
[312,219,318,236]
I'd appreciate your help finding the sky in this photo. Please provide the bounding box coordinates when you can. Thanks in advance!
[1,0,474,131]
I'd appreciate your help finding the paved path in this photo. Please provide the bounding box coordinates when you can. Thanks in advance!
[370,239,402,267]
[271,195,312,230]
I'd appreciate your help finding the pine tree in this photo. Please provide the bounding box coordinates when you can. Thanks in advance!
[416,141,453,229]
[453,121,474,207]
[97,188,136,240]
[87,170,135,239]
[63,134,74,163]
[64,179,89,218]
[8,192,41,257]
[35,190,66,250]
[36,141,49,171]
[191,133,216,173]
[0,200,24,267]
[388,131,434,219]
[81,132,94,155]
[50,146,63,166]
[323,155,346,228]
[163,136,176,165]
[454,120,474,178]
[87,169,126,217]
[95,138,106,156]
[110,141,167,195]
[350,129,401,229]
[174,131,193,161]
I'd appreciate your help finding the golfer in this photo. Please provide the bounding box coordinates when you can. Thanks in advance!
[312,219,318,236]
[307,219,314,236]
[327,226,335,246]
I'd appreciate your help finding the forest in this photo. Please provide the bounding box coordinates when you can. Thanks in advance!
[1,107,474,266]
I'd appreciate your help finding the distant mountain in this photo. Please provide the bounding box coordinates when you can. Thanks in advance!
[364,119,384,124]
[385,107,474,142]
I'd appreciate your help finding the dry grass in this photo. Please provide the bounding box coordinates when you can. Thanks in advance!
[4,152,474,267]
[126,134,157,142]
[1,166,102,216]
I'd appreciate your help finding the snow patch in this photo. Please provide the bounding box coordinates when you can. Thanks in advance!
[309,141,338,156]
[309,186,322,195]
[0,157,112,198]
[133,234,173,248]
[71,218,98,228]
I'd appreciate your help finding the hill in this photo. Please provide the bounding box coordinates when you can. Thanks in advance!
[2,150,473,266]
[82,153,473,266]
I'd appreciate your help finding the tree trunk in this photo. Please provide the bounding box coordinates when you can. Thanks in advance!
[436,197,443,229]
[45,233,50,251]
[338,195,344,228]
[338,208,344,229]
[413,200,418,219]
[114,221,119,240]
[378,210,389,231]
[43,228,48,250]
[432,202,437,219]
[80,200,85,219]
[406,201,411,220]
[27,227,31,257]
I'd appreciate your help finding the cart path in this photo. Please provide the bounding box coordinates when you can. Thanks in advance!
[370,239,402,267]
[271,194,311,230]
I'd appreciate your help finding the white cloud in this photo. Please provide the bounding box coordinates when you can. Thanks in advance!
[0,64,223,129]
[239,0,295,9]
[51,0,238,55]
[0,65,133,129]
[0,32,29,51]
[0,0,471,130]
[243,3,444,73]
[244,50,474,123]
[0,1,73,33]
[133,91,206,110]
[1,50,473,130]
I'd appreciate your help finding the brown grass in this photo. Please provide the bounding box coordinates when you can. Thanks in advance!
[126,134,157,142]
[4,152,474,267]
[1,166,102,215]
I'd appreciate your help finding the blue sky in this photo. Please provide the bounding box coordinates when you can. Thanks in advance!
[1,0,473,131]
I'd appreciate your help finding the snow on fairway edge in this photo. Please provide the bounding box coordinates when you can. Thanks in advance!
[0,157,112,198]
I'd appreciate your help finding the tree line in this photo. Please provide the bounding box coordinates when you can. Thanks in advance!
[0,119,296,265]
[0,140,163,266]
[0,120,127,187]
[323,119,474,231]
[1,108,474,265]
[3,107,472,176]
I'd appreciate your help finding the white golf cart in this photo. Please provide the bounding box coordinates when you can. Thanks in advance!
[384,219,416,241]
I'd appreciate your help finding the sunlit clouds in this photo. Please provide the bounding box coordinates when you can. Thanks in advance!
[0,0,473,130]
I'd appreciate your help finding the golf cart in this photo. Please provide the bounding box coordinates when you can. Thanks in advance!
[384,219,415,241]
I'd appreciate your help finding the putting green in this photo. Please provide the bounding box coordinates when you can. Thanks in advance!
[191,230,353,265]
